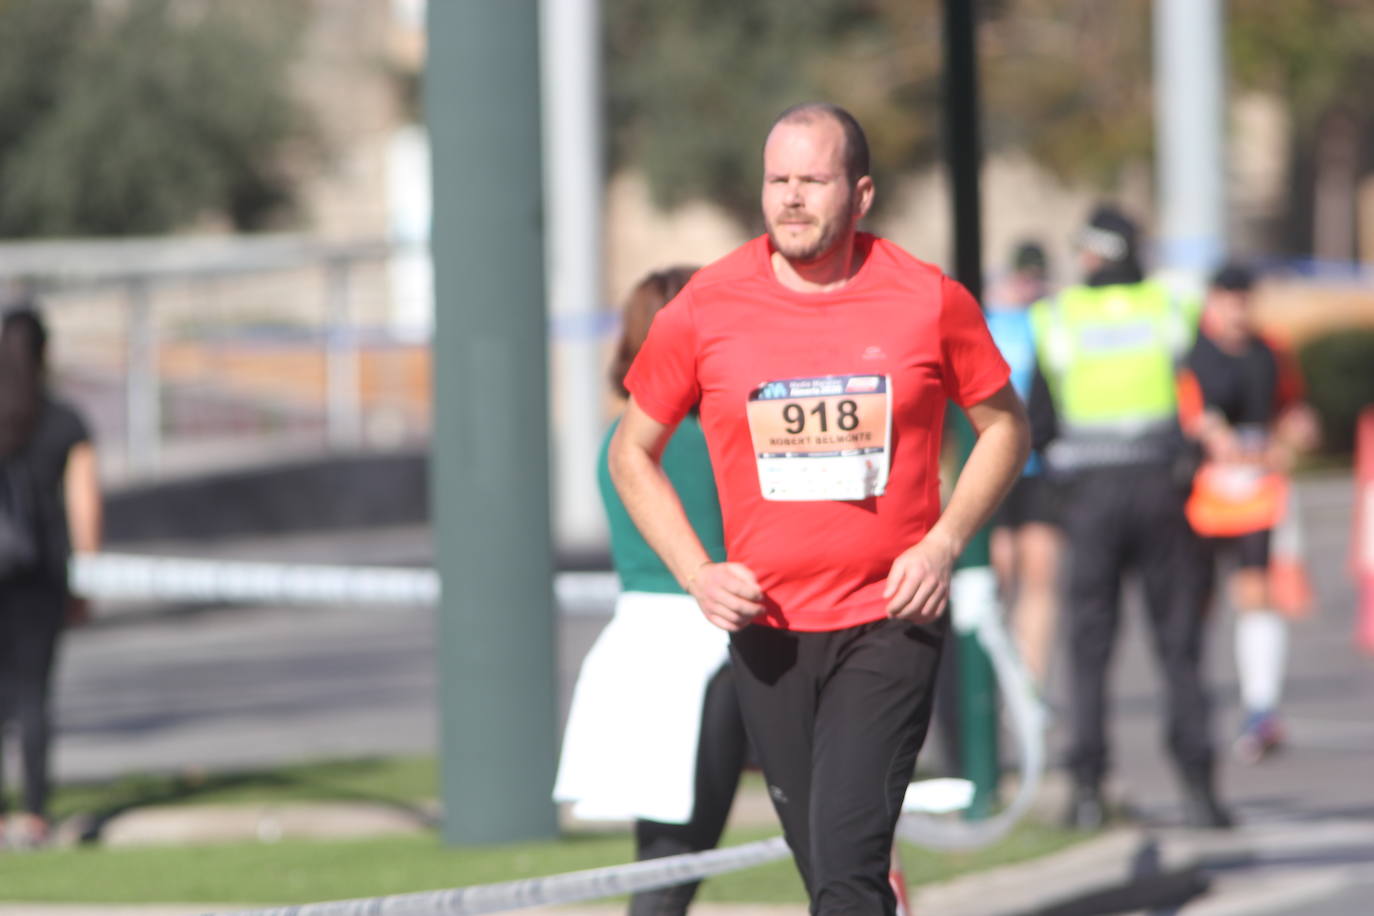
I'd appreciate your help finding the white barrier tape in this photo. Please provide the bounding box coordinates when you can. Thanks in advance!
[554,570,622,614]
[898,564,1049,850]
[71,553,621,614]
[203,835,790,916]
[71,553,439,607]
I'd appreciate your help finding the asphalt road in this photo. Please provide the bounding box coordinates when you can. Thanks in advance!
[35,471,1374,914]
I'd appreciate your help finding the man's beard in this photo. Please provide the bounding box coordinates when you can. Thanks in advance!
[766,207,850,264]
[769,215,840,260]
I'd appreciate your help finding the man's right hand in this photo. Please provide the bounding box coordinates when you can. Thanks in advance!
[688,562,765,632]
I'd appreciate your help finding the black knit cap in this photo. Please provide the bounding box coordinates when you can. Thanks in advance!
[1012,240,1048,273]
[1078,204,1140,264]
[1210,262,1256,292]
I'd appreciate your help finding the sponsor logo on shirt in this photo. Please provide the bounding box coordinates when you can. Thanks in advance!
[845,375,881,393]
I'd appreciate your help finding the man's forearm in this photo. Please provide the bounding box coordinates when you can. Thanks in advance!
[928,410,1029,556]
[608,437,713,589]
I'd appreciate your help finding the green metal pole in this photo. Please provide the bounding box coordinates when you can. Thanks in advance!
[942,0,1000,819]
[952,417,1000,819]
[427,1,559,844]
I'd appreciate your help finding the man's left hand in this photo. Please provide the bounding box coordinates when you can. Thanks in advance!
[883,530,959,621]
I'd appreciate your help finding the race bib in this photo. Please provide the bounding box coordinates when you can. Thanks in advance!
[746,374,892,501]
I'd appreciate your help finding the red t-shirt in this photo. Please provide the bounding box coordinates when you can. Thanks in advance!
[625,234,1009,631]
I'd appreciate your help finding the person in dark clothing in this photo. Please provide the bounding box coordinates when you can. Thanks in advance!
[1180,264,1319,764]
[0,306,103,848]
[1028,206,1233,832]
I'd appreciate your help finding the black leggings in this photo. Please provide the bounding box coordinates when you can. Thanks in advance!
[729,617,945,916]
[0,579,64,818]
[629,662,749,916]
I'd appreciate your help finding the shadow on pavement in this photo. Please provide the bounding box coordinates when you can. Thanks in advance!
[1035,837,1211,915]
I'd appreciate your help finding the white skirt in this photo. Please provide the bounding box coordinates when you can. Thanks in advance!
[553,591,730,824]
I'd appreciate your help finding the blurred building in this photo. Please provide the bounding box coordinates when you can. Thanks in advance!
[288,0,430,337]
[10,1,1374,491]
[4,0,433,484]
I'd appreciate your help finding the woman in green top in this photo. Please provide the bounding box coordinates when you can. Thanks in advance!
[554,268,748,916]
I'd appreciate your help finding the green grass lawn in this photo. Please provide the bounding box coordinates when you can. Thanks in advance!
[0,824,1082,906]
[0,757,1084,907]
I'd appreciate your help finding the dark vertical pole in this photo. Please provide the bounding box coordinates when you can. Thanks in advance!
[427,2,559,844]
[942,0,1000,819]
[943,0,983,303]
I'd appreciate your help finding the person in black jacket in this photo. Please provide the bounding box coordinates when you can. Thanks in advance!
[0,305,103,848]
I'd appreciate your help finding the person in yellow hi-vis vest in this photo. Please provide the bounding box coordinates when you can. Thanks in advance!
[1027,205,1233,831]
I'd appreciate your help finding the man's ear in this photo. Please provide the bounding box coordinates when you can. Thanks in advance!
[854,175,875,221]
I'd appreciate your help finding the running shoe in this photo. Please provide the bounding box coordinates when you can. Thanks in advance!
[1233,711,1284,765]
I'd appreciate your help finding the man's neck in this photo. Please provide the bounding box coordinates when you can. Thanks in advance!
[771,237,862,293]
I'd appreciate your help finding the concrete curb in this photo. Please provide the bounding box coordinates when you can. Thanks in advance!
[77,800,439,848]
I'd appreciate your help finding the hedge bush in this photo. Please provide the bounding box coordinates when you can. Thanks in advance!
[1297,328,1374,454]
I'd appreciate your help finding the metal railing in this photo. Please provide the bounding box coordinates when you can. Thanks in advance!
[0,235,429,486]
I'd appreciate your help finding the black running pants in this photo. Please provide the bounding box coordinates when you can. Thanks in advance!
[729,617,944,916]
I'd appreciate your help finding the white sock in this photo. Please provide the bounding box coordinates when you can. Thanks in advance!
[1236,610,1287,715]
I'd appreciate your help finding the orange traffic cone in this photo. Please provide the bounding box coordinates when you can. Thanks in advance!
[1270,485,1314,618]
[890,845,913,915]
[1360,573,1374,656]
[1355,408,1374,655]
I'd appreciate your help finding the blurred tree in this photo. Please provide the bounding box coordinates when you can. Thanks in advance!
[604,0,1153,224]
[607,0,1374,260]
[1298,328,1374,453]
[1230,0,1374,259]
[605,0,874,226]
[979,1,1152,187]
[1230,0,1374,130]
[0,0,311,237]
